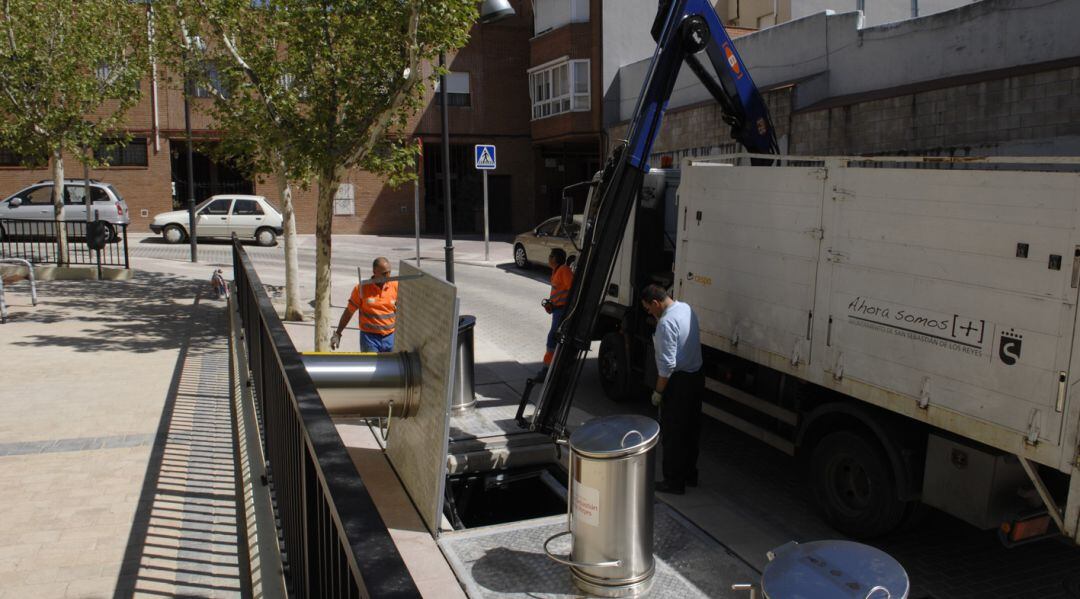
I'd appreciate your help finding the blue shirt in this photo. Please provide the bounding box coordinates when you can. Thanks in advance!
[653,301,703,378]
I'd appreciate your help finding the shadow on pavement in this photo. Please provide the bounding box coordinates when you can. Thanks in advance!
[8,271,208,353]
[113,291,246,598]
[495,263,551,285]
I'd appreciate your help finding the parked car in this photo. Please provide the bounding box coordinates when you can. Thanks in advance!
[0,179,130,242]
[150,194,283,246]
[513,215,582,269]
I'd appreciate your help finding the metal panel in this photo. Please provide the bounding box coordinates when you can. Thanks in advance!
[674,163,825,368]
[816,167,1080,446]
[385,261,460,535]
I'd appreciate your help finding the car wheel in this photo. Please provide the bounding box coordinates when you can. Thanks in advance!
[598,332,636,402]
[810,430,909,539]
[163,224,186,244]
[255,227,277,247]
[101,223,116,244]
[514,244,529,268]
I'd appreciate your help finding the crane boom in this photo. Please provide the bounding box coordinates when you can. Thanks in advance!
[530,0,780,436]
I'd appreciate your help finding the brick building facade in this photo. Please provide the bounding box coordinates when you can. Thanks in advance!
[0,1,537,237]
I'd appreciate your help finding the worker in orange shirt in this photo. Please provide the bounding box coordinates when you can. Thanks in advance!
[538,248,573,380]
[331,257,398,352]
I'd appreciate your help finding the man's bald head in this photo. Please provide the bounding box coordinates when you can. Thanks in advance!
[373,257,391,273]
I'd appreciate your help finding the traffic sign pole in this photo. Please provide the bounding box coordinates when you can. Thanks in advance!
[483,169,489,261]
[474,144,496,263]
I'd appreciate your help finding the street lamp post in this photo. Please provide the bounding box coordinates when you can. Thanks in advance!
[183,77,197,263]
[438,0,516,283]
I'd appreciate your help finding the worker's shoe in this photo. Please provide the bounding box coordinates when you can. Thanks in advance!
[655,480,685,495]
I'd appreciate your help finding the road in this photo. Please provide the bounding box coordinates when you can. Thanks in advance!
[130,233,1080,599]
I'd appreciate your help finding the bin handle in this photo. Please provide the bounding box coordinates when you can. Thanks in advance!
[543,531,621,569]
[864,586,892,599]
[620,429,643,448]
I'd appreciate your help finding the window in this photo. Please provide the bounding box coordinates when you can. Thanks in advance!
[232,199,264,215]
[434,72,470,107]
[529,59,589,120]
[534,0,589,34]
[333,183,355,216]
[22,186,54,205]
[0,148,46,167]
[64,186,110,205]
[191,61,225,98]
[95,138,148,167]
[536,219,558,236]
[202,198,232,215]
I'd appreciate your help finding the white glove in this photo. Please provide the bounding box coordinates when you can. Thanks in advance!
[651,390,663,407]
[330,331,342,350]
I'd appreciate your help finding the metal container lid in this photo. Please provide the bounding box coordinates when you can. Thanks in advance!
[569,415,660,459]
[761,540,909,599]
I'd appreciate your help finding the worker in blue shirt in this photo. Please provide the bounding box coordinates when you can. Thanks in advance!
[641,284,704,495]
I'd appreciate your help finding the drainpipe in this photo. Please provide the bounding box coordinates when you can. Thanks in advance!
[147,3,160,154]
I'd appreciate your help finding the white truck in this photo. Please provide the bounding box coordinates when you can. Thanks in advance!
[594,154,1080,543]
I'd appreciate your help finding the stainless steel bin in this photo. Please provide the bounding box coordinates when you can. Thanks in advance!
[452,315,477,412]
[544,414,660,597]
[755,540,909,599]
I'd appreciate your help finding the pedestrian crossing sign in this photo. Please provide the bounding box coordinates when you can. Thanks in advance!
[474,144,496,170]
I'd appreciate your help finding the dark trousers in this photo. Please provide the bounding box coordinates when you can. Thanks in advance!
[660,369,704,485]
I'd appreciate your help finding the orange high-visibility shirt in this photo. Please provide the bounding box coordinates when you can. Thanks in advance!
[549,265,573,309]
[348,281,398,335]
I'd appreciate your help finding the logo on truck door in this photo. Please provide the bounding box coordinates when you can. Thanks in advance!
[844,296,987,357]
[998,329,1023,365]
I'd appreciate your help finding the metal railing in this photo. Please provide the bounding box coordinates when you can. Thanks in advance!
[0,218,130,269]
[232,239,419,598]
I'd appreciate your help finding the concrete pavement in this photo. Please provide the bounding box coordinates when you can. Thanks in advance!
[0,274,243,598]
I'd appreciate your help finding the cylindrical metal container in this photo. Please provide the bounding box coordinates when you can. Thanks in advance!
[548,414,660,598]
[300,352,419,418]
[451,315,477,412]
[760,540,909,599]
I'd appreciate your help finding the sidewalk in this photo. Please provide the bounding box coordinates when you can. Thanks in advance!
[0,273,244,597]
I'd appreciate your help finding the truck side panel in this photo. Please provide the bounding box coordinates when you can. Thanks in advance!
[675,164,826,369]
[816,167,1080,449]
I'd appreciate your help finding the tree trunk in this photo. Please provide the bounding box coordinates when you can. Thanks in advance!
[275,162,304,322]
[51,150,69,266]
[313,168,341,351]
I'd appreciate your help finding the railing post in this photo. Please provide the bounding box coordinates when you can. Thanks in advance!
[123,224,130,269]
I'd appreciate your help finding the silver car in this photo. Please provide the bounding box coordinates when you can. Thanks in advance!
[150,194,283,246]
[0,179,131,241]
[513,215,583,269]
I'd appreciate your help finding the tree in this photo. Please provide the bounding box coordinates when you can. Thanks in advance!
[0,0,147,264]
[173,0,476,349]
[159,0,310,321]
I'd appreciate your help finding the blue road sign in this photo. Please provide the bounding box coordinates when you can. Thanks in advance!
[475,144,496,170]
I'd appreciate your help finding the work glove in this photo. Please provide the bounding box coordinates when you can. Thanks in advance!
[330,331,342,350]
[651,390,663,407]
[542,299,553,314]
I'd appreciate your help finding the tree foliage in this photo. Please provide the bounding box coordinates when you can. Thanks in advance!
[0,0,147,164]
[169,0,477,348]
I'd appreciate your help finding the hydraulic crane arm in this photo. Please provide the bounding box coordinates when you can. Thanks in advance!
[530,0,780,436]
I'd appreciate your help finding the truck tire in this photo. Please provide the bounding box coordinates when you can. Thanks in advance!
[598,332,634,402]
[810,430,908,539]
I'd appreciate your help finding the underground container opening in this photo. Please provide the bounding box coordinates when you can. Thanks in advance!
[444,464,568,530]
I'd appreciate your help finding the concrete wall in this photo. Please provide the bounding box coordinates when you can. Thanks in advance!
[791,1,978,26]
[618,0,1080,121]
[600,0,658,128]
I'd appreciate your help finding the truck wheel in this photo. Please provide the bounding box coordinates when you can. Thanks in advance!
[598,332,634,402]
[810,430,908,539]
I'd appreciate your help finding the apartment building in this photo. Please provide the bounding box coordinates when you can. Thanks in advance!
[0,2,536,236]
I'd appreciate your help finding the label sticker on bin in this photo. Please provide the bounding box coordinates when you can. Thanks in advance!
[573,480,600,527]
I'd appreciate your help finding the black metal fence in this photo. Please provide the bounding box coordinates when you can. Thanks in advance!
[0,218,130,268]
[232,239,419,598]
